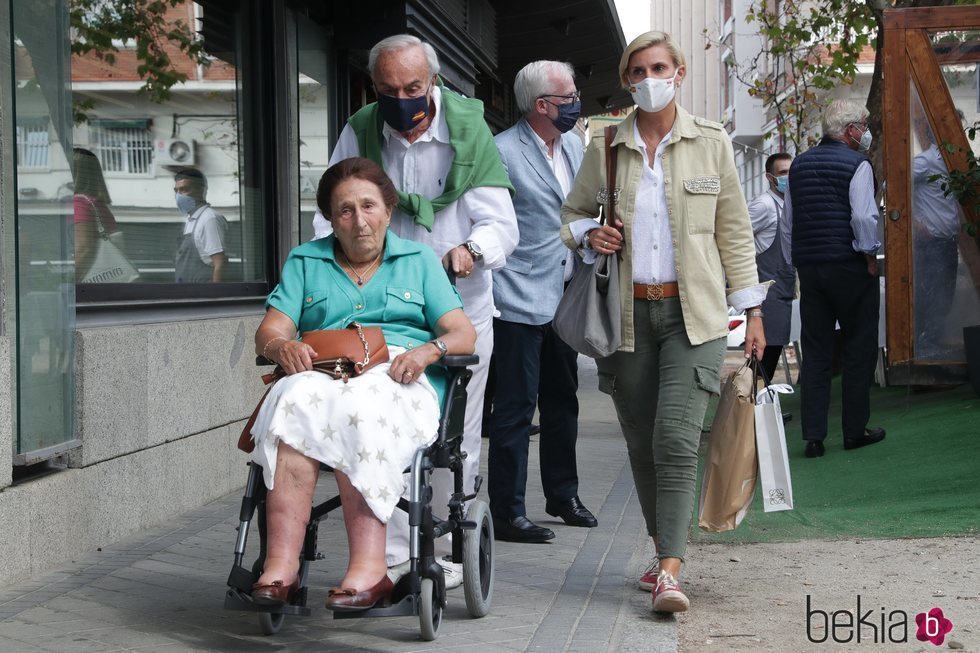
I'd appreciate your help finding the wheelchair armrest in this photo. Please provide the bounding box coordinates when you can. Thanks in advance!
[442,354,479,369]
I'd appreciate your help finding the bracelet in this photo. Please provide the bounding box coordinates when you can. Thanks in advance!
[262,336,289,361]
[747,310,764,319]
[585,229,596,250]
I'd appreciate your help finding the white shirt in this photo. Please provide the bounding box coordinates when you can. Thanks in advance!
[630,123,676,284]
[182,204,226,264]
[912,144,960,240]
[747,189,784,255]
[313,86,518,324]
[784,160,881,255]
[529,127,575,281]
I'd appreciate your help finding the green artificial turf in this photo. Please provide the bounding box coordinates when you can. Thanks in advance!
[692,380,980,543]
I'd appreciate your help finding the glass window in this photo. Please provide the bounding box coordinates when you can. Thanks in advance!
[10,0,77,461]
[16,118,51,169]
[909,35,980,361]
[70,1,267,290]
[296,17,336,244]
[90,121,154,175]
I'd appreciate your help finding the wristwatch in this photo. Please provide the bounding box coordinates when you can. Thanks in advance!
[464,240,483,262]
[429,338,448,359]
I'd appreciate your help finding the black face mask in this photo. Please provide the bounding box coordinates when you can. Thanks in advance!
[551,100,581,133]
[377,87,430,133]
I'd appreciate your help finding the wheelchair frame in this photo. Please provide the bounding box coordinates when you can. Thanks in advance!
[223,354,495,640]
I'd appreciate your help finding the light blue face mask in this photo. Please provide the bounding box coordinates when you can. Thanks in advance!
[775,175,788,194]
[176,193,199,214]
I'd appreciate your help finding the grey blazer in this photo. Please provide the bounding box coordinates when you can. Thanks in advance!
[493,118,584,325]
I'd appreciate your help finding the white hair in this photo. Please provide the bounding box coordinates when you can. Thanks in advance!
[368,34,440,78]
[514,60,575,114]
[822,99,869,139]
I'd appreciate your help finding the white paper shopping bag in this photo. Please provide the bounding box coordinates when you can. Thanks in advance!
[754,384,794,512]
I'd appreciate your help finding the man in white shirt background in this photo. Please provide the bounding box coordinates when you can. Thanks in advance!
[747,152,795,385]
[174,168,227,282]
[313,34,518,586]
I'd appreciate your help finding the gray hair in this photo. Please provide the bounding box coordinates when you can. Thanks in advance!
[368,34,441,78]
[822,99,869,139]
[514,60,575,114]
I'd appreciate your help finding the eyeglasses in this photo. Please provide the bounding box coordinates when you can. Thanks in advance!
[538,90,581,104]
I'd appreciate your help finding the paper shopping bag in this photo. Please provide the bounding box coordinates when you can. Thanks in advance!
[754,383,795,512]
[698,362,758,532]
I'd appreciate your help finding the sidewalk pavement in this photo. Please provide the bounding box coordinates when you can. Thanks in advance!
[0,358,976,652]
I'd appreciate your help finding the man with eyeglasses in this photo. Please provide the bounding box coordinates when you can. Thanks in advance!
[314,34,518,587]
[486,61,596,543]
[784,99,886,459]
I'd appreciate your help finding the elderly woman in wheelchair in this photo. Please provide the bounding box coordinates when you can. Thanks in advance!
[248,157,476,612]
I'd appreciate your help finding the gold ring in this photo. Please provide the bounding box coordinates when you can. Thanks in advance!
[405,370,413,377]
[603,241,608,248]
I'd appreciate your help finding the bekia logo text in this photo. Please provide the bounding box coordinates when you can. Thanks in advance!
[806,596,954,646]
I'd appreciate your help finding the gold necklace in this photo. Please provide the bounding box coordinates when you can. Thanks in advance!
[341,252,382,286]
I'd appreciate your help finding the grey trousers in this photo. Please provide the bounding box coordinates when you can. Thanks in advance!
[596,298,725,560]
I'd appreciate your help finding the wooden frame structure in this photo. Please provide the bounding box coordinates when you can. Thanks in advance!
[882,6,980,385]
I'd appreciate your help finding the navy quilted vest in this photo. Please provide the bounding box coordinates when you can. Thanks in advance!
[789,137,870,265]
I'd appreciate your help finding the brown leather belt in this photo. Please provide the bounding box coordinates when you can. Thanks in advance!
[633,282,679,301]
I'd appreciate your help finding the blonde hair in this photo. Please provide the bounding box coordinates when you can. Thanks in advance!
[618,31,686,89]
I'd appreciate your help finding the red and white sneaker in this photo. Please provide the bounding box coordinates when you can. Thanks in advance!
[638,559,660,591]
[651,570,689,613]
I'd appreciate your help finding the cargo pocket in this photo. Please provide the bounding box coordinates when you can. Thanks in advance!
[694,364,722,396]
[383,286,425,324]
[597,371,616,396]
[683,176,720,234]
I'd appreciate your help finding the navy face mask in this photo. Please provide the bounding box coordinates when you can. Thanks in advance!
[377,86,430,133]
[551,100,582,133]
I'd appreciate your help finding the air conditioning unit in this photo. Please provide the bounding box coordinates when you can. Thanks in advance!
[155,138,196,166]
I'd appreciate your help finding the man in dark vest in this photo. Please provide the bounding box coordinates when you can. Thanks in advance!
[748,152,795,384]
[785,99,886,458]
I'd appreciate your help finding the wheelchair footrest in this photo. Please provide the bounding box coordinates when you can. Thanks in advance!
[330,593,418,620]
[227,564,255,593]
[224,588,312,617]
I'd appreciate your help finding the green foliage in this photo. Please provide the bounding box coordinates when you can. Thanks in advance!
[70,0,209,112]
[736,0,877,152]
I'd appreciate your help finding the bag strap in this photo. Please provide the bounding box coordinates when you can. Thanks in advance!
[80,194,109,239]
[603,125,618,227]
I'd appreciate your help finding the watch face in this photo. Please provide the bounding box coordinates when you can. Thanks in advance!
[466,241,483,259]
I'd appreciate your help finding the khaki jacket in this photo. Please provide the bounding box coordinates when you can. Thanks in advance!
[560,107,759,349]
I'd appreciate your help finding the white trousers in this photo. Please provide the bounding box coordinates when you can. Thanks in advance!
[384,315,492,565]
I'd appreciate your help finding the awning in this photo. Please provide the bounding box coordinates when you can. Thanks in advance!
[494,0,632,116]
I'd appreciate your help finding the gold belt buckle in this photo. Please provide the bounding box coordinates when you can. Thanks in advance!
[646,284,665,301]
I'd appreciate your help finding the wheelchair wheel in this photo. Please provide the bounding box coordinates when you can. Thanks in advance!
[418,577,442,641]
[462,499,494,617]
[257,611,284,635]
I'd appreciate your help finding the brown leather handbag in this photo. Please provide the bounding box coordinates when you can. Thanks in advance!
[238,322,389,453]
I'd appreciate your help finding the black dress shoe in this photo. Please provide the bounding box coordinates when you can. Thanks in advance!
[804,440,825,458]
[493,515,555,543]
[844,427,886,450]
[545,496,598,527]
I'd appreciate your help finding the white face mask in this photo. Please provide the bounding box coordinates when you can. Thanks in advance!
[629,72,678,113]
[858,129,872,153]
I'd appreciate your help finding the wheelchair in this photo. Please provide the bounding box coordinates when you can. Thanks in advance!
[224,354,495,641]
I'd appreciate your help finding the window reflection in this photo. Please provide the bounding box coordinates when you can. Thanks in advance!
[62,0,262,285]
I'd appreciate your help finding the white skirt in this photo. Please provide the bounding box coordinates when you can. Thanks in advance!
[249,346,439,523]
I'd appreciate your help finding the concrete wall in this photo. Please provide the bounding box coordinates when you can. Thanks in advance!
[0,315,266,586]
